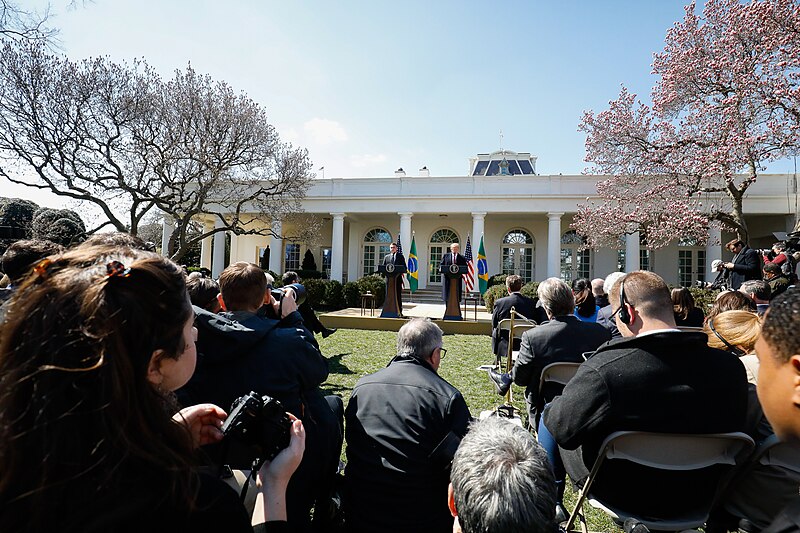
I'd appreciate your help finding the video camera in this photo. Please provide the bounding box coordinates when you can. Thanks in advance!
[221,391,292,470]
[270,282,307,306]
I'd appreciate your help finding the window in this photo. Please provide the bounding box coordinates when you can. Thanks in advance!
[677,237,706,287]
[284,243,300,271]
[321,247,332,277]
[560,230,591,282]
[429,228,459,284]
[362,228,393,278]
[500,229,535,282]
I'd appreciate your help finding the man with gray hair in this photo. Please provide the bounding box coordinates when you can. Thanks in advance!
[344,318,471,532]
[448,417,558,533]
[596,272,626,338]
[739,279,771,316]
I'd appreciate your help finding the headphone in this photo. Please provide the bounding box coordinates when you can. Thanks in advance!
[618,277,631,325]
[708,319,746,356]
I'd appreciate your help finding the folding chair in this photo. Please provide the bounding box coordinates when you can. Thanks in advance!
[566,431,754,532]
[718,435,800,531]
[495,311,536,368]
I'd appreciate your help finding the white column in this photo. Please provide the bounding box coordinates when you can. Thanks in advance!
[547,212,563,278]
[200,221,213,269]
[160,215,174,257]
[331,213,346,283]
[347,223,359,282]
[398,212,413,257]
[706,225,721,277]
[211,219,226,279]
[268,220,283,275]
[471,212,486,292]
[229,233,239,264]
[625,231,640,273]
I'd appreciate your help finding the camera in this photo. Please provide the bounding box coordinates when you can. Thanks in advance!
[270,282,307,306]
[221,391,292,468]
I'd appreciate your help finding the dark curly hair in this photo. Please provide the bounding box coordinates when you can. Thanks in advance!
[761,289,800,363]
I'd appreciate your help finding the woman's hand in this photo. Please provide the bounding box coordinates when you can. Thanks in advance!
[253,415,306,525]
[172,404,227,448]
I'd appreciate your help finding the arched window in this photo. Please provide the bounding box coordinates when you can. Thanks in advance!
[560,230,591,282]
[501,229,535,282]
[428,229,459,284]
[678,236,706,287]
[616,233,654,272]
[362,228,393,277]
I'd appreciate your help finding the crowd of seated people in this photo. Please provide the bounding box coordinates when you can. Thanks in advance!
[3,233,800,532]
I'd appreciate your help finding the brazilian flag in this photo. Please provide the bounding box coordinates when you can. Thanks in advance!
[478,235,489,294]
[407,235,418,293]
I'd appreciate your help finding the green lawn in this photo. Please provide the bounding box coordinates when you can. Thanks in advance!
[318,327,621,533]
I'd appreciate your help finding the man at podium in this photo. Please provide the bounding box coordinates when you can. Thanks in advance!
[440,242,468,304]
[383,243,406,316]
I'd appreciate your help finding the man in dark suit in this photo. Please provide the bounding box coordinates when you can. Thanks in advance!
[491,274,546,363]
[720,239,762,290]
[439,242,468,305]
[382,243,406,316]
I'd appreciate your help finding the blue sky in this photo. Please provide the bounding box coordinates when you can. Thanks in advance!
[19,0,789,205]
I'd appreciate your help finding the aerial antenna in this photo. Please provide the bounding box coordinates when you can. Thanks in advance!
[499,129,504,153]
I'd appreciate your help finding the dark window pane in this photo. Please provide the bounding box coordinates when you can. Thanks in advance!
[506,160,521,175]
[487,160,500,176]
[518,160,534,174]
[472,160,489,176]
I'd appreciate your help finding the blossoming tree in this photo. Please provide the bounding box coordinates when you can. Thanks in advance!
[574,0,800,248]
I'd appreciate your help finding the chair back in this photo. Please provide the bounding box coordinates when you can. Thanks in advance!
[677,326,704,332]
[539,362,581,391]
[566,431,754,532]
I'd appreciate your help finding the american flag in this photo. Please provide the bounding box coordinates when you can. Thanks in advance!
[464,235,475,292]
[395,234,403,255]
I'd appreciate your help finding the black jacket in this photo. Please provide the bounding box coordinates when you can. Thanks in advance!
[344,355,471,533]
[544,331,748,518]
[178,307,340,530]
[729,246,762,290]
[491,292,547,357]
[510,315,610,421]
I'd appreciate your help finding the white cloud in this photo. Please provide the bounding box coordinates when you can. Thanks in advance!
[303,118,348,144]
[350,153,387,168]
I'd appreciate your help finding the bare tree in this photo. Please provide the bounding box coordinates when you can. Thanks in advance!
[0,1,59,45]
[0,42,315,261]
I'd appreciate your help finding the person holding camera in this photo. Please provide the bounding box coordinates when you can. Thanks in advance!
[281,271,336,338]
[179,262,343,532]
[717,239,761,290]
[0,245,304,532]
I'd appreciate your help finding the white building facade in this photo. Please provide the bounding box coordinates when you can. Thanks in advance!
[195,151,799,289]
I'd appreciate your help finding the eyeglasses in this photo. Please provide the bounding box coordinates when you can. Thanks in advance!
[436,347,447,359]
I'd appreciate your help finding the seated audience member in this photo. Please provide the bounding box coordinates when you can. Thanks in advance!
[448,417,557,533]
[596,272,625,338]
[0,244,304,532]
[704,310,761,385]
[179,262,342,531]
[345,318,471,533]
[764,262,791,300]
[572,278,599,322]
[544,271,748,518]
[592,277,609,308]
[740,279,771,316]
[706,290,757,323]
[752,290,800,531]
[491,274,545,363]
[671,287,705,327]
[488,277,609,518]
[282,271,336,338]
[186,274,222,313]
[0,239,63,303]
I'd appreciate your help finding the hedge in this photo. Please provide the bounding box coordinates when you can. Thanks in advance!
[482,280,540,312]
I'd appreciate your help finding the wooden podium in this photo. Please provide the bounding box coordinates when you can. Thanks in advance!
[378,264,406,318]
[440,264,468,321]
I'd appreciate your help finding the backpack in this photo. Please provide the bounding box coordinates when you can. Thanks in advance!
[782,253,798,282]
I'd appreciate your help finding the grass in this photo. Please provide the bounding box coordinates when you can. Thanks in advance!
[317,327,621,533]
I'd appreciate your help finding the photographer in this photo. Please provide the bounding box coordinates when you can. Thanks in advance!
[179,262,343,532]
[0,245,303,532]
[718,239,761,290]
[282,271,336,338]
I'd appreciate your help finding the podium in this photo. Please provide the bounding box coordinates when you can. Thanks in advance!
[378,264,407,318]
[439,264,468,321]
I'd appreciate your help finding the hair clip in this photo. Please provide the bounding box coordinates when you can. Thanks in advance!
[33,258,53,280]
[106,260,132,278]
